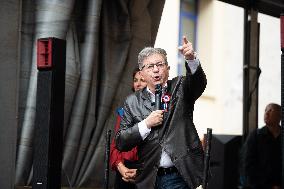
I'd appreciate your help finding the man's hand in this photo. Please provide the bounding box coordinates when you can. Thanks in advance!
[145,110,164,128]
[178,36,195,60]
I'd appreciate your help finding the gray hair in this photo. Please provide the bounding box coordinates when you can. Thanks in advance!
[138,47,168,70]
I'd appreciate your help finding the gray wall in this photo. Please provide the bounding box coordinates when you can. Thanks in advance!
[0,0,21,188]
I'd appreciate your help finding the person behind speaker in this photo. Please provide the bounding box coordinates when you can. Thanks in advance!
[242,103,282,189]
[110,68,147,189]
[115,36,207,189]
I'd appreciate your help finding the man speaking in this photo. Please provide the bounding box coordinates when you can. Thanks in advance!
[116,36,207,189]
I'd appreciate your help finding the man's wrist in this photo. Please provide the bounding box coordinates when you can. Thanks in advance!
[145,119,151,128]
[185,58,200,74]
[138,120,151,140]
[185,51,197,61]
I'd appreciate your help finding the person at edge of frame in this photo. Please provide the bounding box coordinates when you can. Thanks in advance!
[110,68,147,189]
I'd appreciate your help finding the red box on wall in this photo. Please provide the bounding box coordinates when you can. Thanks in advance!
[37,38,53,69]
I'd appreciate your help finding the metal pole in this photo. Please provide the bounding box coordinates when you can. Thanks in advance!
[202,128,212,189]
[104,130,111,189]
[280,13,284,189]
[242,6,260,142]
[243,8,250,142]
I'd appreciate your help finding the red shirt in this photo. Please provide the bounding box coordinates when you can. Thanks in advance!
[110,112,138,171]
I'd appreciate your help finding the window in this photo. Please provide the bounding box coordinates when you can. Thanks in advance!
[178,0,198,75]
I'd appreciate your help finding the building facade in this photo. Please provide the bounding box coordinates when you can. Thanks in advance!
[155,0,281,137]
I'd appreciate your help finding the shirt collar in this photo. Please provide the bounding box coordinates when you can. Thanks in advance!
[146,83,168,100]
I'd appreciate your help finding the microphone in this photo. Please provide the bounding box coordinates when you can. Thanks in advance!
[155,84,162,110]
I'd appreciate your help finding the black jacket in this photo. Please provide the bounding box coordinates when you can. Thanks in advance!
[242,126,281,189]
[116,64,207,189]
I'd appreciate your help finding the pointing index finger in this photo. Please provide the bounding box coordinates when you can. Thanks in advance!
[182,36,188,44]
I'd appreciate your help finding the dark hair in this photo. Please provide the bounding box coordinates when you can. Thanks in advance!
[132,67,141,92]
[268,103,281,117]
[132,67,140,80]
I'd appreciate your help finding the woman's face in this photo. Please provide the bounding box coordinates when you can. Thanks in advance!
[133,71,147,91]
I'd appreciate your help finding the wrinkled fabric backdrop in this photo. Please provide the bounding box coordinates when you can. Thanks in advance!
[15,0,165,187]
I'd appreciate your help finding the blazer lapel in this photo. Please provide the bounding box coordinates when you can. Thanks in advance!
[141,88,154,112]
[161,77,183,137]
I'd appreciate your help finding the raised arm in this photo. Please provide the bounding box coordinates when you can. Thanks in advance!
[179,36,207,102]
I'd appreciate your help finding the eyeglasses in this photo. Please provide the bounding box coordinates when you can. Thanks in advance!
[141,61,167,71]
